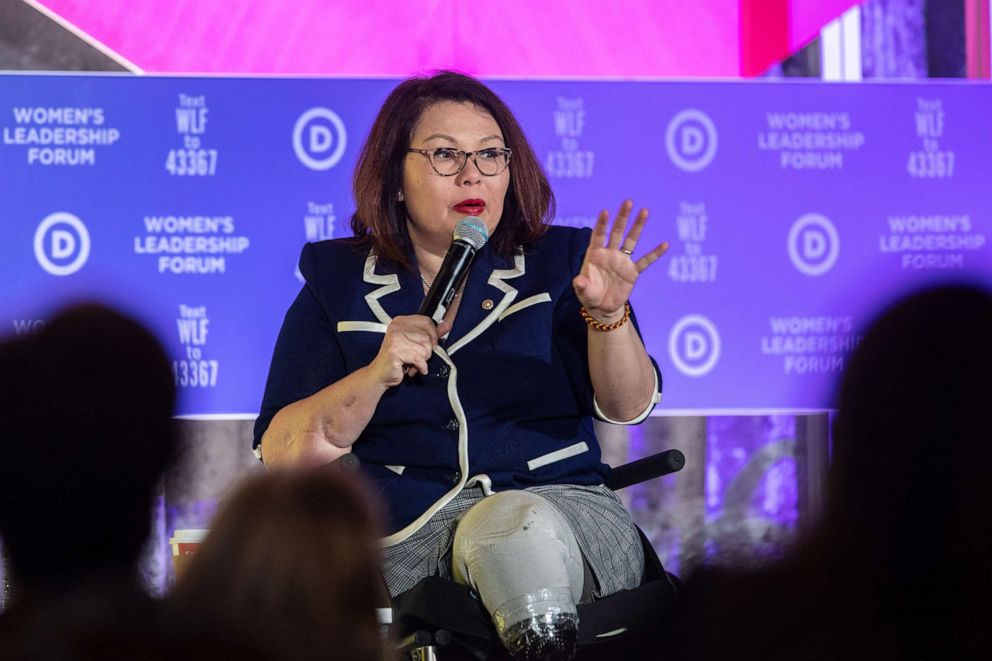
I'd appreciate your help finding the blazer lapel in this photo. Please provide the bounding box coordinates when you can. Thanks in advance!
[447,246,525,355]
[360,245,526,353]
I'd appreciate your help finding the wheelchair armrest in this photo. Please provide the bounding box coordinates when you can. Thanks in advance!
[605,449,685,491]
[327,449,686,489]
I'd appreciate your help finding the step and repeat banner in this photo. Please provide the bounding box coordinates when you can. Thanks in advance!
[1,75,989,416]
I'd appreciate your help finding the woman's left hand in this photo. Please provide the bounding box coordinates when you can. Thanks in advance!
[573,200,670,323]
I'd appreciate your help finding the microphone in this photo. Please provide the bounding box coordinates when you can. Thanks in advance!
[418,217,489,324]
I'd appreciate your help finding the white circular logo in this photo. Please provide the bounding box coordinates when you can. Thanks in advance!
[665,109,718,172]
[668,314,721,377]
[293,108,348,171]
[787,213,840,276]
[34,212,91,276]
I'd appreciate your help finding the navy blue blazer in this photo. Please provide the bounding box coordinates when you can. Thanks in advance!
[254,226,662,544]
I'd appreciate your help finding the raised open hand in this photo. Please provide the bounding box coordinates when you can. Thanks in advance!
[572,200,669,323]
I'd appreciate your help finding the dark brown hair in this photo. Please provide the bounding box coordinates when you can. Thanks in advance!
[351,70,554,270]
[169,468,387,661]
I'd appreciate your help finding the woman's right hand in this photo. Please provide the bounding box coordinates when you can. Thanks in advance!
[262,316,450,468]
[369,315,452,387]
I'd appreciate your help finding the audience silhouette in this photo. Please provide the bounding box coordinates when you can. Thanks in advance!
[0,303,180,657]
[667,284,992,660]
[168,466,388,661]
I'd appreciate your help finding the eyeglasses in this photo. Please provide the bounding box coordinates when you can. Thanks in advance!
[407,147,512,177]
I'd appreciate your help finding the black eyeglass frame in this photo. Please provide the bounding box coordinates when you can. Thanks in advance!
[407,147,513,177]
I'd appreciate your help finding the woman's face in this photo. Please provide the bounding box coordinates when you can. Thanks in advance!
[401,101,510,251]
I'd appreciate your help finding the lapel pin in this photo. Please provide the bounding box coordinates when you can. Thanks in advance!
[481,299,494,310]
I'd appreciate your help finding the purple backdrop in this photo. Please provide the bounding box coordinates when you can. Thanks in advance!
[3,75,988,415]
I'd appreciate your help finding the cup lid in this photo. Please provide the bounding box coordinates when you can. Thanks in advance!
[168,529,209,544]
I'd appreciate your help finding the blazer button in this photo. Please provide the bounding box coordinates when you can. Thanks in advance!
[444,418,459,431]
[436,364,450,378]
[451,471,461,484]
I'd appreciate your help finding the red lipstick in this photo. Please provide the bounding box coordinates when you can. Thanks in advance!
[453,199,485,214]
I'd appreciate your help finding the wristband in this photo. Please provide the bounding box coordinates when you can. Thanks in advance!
[579,302,630,332]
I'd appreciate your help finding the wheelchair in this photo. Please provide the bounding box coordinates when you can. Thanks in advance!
[372,449,687,660]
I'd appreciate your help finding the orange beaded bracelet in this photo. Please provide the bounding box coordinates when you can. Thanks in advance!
[579,302,630,332]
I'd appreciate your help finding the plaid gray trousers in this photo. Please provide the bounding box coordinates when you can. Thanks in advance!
[380,483,644,600]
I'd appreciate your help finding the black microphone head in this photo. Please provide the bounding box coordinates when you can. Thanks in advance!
[453,217,489,250]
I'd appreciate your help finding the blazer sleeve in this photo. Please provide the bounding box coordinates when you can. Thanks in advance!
[252,243,348,455]
[553,228,662,424]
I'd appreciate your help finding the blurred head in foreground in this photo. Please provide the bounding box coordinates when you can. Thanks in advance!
[169,467,386,661]
[0,302,177,591]
[828,283,992,609]
[669,283,992,660]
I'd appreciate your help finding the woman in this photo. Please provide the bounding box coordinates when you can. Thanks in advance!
[254,71,668,660]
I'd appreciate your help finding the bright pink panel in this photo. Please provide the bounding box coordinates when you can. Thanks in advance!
[447,1,739,77]
[36,0,740,76]
[35,0,457,75]
[789,0,862,51]
[740,0,790,77]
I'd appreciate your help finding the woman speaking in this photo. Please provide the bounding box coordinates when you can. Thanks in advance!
[254,71,668,660]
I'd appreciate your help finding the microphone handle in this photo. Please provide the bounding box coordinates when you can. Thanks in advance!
[418,240,476,324]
